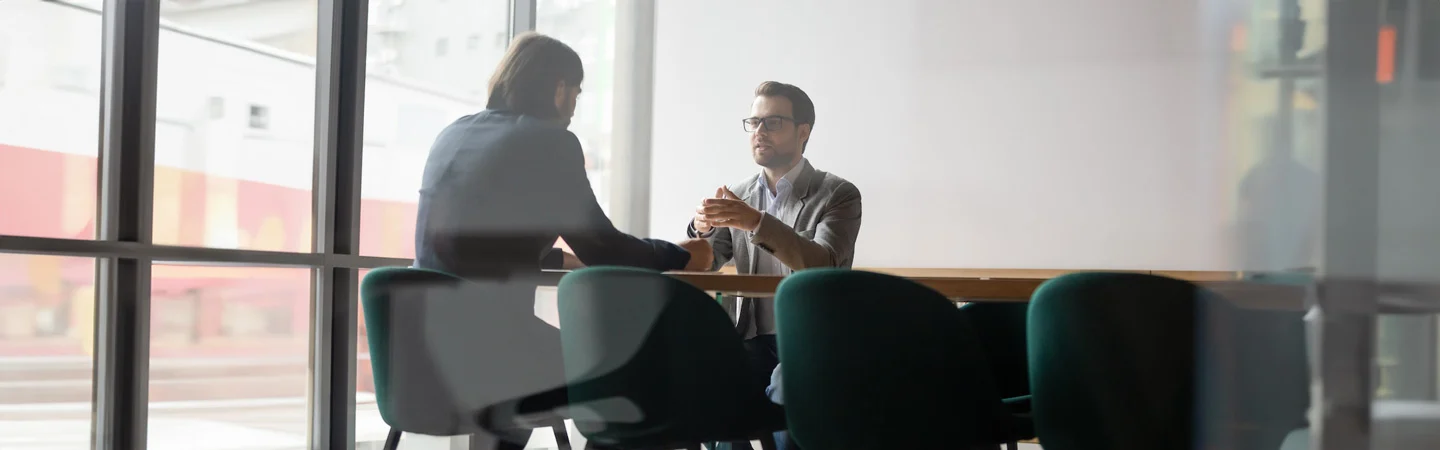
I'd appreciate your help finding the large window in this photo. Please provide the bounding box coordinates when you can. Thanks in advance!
[0,1,101,241]
[538,0,619,215]
[0,0,585,447]
[358,0,512,259]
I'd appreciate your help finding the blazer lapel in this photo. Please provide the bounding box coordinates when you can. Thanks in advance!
[779,161,818,232]
[730,177,764,330]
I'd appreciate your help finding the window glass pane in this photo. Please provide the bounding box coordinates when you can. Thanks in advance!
[0,1,101,240]
[359,0,511,258]
[0,253,96,448]
[154,0,319,251]
[538,0,618,215]
[147,264,309,449]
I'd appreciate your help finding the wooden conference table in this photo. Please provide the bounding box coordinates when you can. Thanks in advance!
[535,268,1307,310]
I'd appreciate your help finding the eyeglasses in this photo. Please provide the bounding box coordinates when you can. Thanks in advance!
[742,116,796,133]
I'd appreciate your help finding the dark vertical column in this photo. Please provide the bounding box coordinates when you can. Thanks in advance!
[312,0,368,447]
[92,0,161,449]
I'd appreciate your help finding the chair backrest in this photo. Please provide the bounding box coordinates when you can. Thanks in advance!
[556,266,768,444]
[958,302,1031,400]
[1027,272,1207,450]
[775,269,1008,449]
[361,267,565,436]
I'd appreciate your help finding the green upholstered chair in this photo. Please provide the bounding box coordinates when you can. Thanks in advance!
[1028,271,1311,450]
[1027,272,1211,450]
[774,269,1029,450]
[958,302,1035,432]
[361,267,572,450]
[556,266,786,450]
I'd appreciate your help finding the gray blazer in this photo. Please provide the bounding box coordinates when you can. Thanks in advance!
[686,160,863,322]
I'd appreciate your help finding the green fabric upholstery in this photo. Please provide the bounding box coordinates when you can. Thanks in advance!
[1029,271,1312,450]
[959,302,1036,442]
[556,266,785,448]
[1027,272,1208,450]
[361,267,568,442]
[959,302,1032,401]
[774,269,1024,449]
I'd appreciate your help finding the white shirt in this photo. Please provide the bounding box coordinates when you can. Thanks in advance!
[743,159,806,338]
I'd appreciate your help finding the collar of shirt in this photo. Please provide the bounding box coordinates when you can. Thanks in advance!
[757,158,807,211]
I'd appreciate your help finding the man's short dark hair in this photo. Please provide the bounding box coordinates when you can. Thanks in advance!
[754,81,815,149]
[486,32,584,119]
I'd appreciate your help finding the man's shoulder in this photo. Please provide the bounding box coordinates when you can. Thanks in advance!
[445,110,574,142]
[809,167,859,196]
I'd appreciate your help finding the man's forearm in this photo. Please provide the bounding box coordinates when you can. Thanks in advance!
[686,220,732,270]
[749,214,844,270]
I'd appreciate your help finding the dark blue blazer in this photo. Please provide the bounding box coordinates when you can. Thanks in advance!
[413,109,690,277]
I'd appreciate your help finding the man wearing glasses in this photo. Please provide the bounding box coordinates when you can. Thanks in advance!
[687,81,863,449]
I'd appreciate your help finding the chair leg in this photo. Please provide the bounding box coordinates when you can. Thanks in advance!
[551,423,572,450]
[383,428,402,450]
[1006,441,1018,450]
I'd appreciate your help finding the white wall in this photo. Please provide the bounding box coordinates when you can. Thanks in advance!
[649,0,1238,270]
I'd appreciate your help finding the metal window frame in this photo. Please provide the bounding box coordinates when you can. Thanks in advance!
[512,0,537,37]
[310,0,370,448]
[90,1,161,449]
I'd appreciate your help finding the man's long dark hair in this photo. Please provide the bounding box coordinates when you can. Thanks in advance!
[486,32,584,119]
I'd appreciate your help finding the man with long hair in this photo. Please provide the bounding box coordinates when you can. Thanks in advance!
[407,32,713,448]
[416,32,712,276]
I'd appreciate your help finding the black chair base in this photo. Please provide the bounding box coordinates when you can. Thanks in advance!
[382,420,573,450]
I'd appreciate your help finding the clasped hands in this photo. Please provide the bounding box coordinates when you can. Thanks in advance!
[561,186,755,272]
[693,186,763,234]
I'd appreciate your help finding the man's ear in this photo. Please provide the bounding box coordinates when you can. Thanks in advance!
[553,80,567,110]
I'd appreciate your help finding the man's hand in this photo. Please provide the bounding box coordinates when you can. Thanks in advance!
[691,187,726,235]
[677,238,714,271]
[698,187,763,232]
